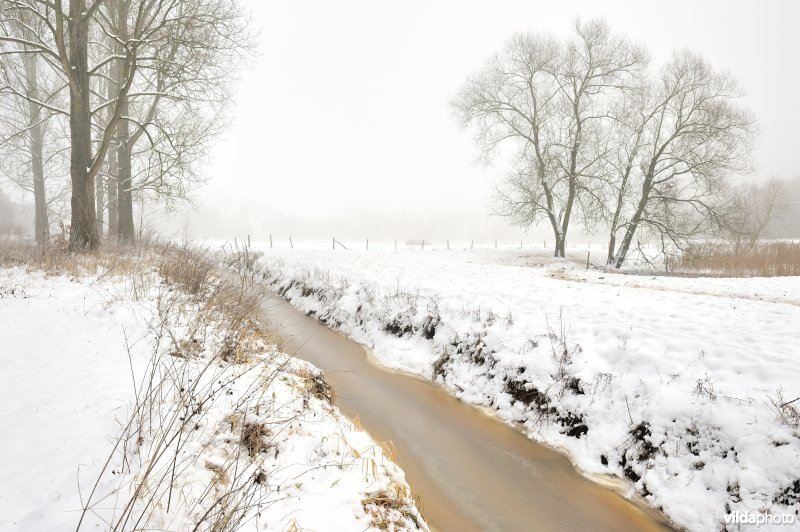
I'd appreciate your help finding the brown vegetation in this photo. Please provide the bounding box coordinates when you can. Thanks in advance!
[671,241,800,277]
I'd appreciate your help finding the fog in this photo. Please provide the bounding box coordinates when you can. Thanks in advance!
[10,0,800,242]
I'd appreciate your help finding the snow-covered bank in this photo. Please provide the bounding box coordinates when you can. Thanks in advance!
[247,246,800,532]
[0,262,426,531]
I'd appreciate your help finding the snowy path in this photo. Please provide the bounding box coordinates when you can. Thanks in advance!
[259,291,672,532]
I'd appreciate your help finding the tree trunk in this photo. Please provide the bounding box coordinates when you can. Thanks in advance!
[557,183,574,258]
[557,108,582,260]
[607,172,630,265]
[95,174,104,238]
[117,94,134,243]
[539,177,564,258]
[606,233,616,265]
[115,0,135,244]
[107,149,118,239]
[556,232,566,257]
[21,53,49,246]
[68,4,99,251]
[31,122,49,246]
[613,177,652,268]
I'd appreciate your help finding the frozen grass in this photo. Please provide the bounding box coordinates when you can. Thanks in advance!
[671,241,800,277]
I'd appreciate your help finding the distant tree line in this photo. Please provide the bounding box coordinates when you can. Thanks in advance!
[0,0,254,250]
[452,19,781,268]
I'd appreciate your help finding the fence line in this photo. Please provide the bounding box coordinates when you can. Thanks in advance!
[242,237,612,254]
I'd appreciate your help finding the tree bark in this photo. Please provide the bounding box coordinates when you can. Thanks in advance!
[95,173,104,238]
[67,2,99,250]
[613,176,652,268]
[21,53,49,246]
[107,147,119,239]
[115,0,134,243]
[117,105,134,243]
[607,167,632,265]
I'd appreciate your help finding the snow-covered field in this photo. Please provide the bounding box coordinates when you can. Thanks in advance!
[0,262,426,531]
[247,245,800,532]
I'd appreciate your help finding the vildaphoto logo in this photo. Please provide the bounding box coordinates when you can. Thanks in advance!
[724,511,796,527]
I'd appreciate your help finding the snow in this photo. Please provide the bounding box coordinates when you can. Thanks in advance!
[0,266,426,531]
[247,245,800,532]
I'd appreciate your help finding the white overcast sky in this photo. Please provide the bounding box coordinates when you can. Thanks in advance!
[189,0,800,240]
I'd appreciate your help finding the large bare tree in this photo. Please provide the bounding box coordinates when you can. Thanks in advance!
[606,51,756,267]
[0,0,251,249]
[0,0,166,249]
[97,0,252,242]
[453,19,646,257]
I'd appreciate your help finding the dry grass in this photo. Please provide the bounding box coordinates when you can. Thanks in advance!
[295,367,335,406]
[671,241,800,277]
[3,237,426,531]
[68,241,287,532]
[362,481,423,530]
[240,422,272,458]
[0,238,290,531]
[0,236,150,276]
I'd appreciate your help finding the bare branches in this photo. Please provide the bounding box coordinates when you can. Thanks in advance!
[453,19,647,257]
[609,51,756,267]
[453,20,756,268]
[0,0,254,249]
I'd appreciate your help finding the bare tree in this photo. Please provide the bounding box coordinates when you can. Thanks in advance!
[602,83,651,264]
[1,0,133,249]
[728,179,785,251]
[0,9,68,245]
[453,19,646,257]
[0,186,27,235]
[98,0,253,242]
[0,0,252,249]
[608,51,756,268]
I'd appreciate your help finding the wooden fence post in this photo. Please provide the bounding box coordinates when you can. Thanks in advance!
[366,238,369,250]
[289,237,293,249]
[586,251,590,270]
[269,234,273,248]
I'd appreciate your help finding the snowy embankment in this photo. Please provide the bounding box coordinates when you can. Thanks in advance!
[0,257,426,531]
[248,246,800,532]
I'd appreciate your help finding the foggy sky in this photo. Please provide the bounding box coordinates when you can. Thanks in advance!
[184,0,800,240]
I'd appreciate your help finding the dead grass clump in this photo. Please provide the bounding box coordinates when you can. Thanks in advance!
[157,245,216,295]
[155,243,272,364]
[362,484,424,530]
[241,422,272,458]
[170,338,203,359]
[671,241,800,277]
[770,389,800,430]
[296,367,335,405]
[205,461,230,486]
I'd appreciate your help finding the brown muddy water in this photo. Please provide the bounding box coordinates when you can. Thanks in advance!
[261,294,674,532]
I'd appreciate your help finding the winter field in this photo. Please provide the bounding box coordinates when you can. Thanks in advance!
[244,242,800,532]
[0,245,426,531]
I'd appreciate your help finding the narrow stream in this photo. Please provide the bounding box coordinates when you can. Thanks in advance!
[260,293,673,532]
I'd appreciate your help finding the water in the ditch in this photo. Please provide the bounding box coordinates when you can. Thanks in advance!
[260,294,674,532]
